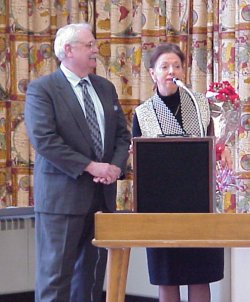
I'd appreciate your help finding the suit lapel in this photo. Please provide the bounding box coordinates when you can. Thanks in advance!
[52,69,93,145]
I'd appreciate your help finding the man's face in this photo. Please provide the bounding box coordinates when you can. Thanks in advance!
[65,29,99,76]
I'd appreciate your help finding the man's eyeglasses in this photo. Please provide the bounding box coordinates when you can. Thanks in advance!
[71,40,97,50]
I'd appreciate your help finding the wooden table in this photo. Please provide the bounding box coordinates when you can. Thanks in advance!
[93,213,250,302]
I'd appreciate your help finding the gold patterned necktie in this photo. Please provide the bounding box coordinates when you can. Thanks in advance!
[79,79,103,161]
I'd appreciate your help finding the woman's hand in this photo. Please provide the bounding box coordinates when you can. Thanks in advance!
[220,146,233,170]
[128,140,133,155]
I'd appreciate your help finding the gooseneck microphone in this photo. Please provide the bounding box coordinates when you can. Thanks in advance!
[172,77,186,88]
[172,78,205,137]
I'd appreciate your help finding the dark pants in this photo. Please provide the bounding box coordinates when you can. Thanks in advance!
[35,211,107,302]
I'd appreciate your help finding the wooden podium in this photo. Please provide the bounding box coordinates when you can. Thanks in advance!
[93,212,250,302]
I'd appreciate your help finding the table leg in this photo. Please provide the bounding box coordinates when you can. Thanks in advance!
[106,248,130,302]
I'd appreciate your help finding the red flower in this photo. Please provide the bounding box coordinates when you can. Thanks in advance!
[207,81,240,108]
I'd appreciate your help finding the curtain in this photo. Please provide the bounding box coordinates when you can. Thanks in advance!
[0,0,249,211]
[0,0,93,207]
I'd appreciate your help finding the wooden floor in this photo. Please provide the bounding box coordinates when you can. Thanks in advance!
[0,292,158,302]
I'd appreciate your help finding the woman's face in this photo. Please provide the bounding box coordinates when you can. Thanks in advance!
[149,52,185,96]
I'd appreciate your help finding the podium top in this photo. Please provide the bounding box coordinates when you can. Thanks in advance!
[133,136,215,143]
[93,213,250,248]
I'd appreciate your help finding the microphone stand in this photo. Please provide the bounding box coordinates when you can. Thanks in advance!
[173,78,205,137]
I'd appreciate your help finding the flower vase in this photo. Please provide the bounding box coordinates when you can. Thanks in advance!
[216,191,223,213]
[223,191,236,213]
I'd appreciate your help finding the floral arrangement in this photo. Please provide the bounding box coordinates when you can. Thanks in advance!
[206,81,242,212]
[215,162,246,213]
[216,162,246,194]
[206,81,240,109]
[206,81,241,155]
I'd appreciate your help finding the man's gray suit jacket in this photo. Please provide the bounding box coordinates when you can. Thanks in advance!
[25,69,131,215]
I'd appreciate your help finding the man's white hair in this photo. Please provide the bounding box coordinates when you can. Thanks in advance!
[54,23,92,61]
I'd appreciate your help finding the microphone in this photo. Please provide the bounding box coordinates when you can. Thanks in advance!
[172,78,205,137]
[172,77,186,88]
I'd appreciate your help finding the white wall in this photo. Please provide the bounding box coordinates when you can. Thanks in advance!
[231,248,250,302]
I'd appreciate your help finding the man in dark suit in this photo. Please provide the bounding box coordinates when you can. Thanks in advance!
[25,23,131,302]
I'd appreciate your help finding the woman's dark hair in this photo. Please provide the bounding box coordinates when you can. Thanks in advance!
[149,43,185,68]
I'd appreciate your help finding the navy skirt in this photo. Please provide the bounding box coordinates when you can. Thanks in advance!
[147,247,224,285]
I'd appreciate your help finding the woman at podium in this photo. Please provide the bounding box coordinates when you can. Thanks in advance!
[132,43,231,302]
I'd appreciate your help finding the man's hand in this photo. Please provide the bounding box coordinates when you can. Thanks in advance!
[85,162,121,184]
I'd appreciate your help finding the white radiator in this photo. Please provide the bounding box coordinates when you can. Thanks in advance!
[0,210,35,294]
